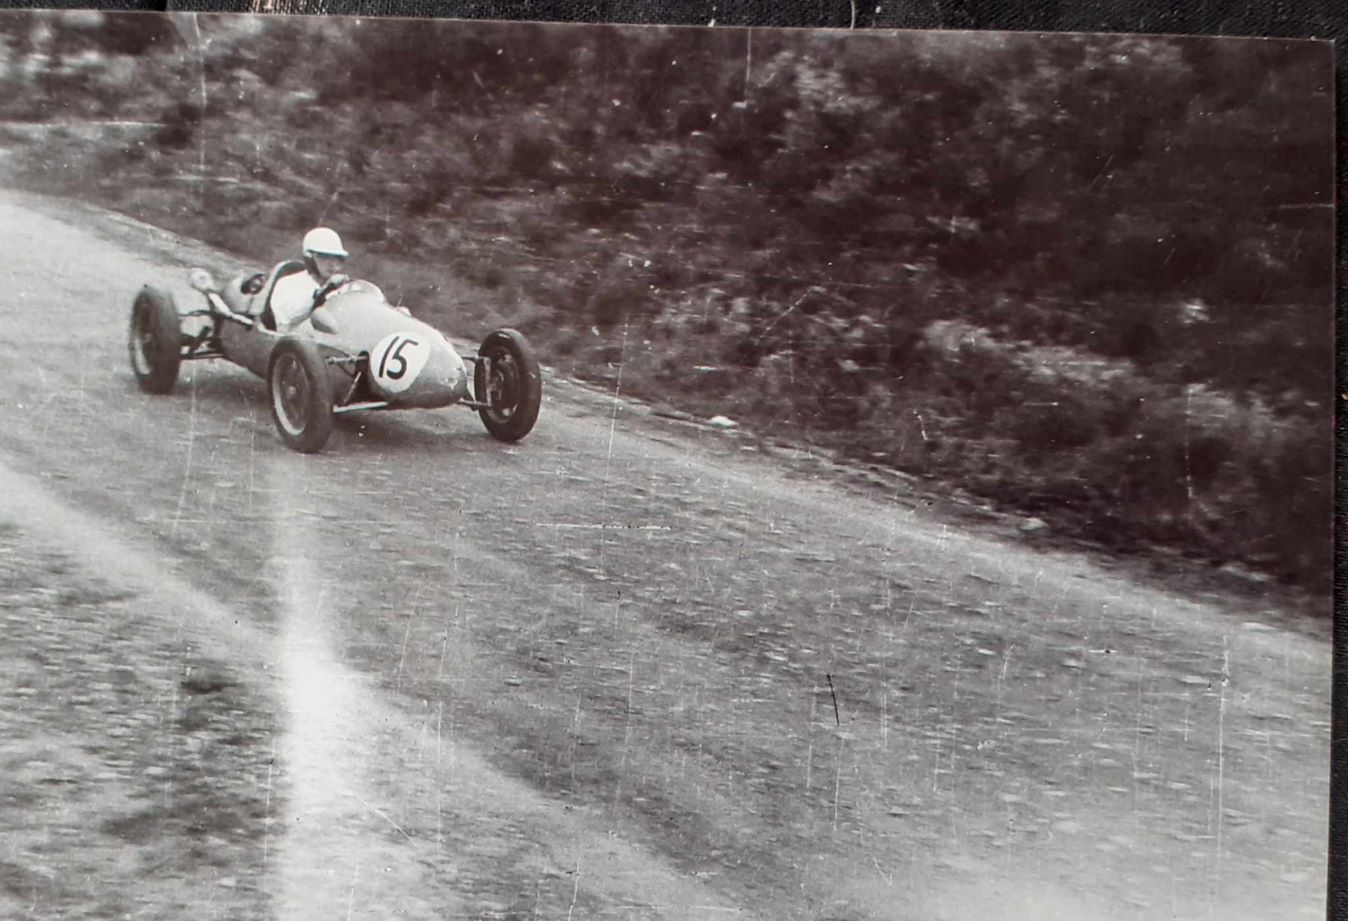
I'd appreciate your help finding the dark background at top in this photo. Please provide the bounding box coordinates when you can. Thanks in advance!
[0,0,1335,35]
[0,0,1341,917]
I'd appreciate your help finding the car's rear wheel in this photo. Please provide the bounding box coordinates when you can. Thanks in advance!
[268,338,334,453]
[128,286,182,394]
[474,329,541,442]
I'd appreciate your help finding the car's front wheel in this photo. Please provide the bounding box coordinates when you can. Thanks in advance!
[474,328,541,442]
[128,286,182,394]
[268,338,334,453]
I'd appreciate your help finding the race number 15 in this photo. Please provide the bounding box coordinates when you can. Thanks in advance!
[378,335,417,380]
[371,333,430,395]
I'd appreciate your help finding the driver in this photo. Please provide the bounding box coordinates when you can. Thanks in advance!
[270,226,351,330]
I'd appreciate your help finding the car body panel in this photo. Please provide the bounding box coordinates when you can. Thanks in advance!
[219,319,279,377]
[215,272,470,409]
[217,263,302,321]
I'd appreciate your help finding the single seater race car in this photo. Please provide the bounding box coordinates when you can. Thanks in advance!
[128,261,542,453]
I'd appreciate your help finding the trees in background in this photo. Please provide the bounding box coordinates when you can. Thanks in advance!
[0,13,1332,589]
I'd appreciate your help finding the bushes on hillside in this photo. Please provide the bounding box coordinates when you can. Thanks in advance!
[0,15,1331,593]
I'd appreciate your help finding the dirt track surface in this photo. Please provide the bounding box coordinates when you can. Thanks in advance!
[0,190,1329,920]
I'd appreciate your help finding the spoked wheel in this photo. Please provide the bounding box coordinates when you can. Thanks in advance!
[474,328,542,442]
[268,338,334,453]
[128,286,182,394]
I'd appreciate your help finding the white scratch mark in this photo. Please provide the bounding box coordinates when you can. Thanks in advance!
[260,736,276,887]
[1133,658,1146,800]
[435,699,444,846]
[597,318,630,578]
[565,858,581,921]
[1213,640,1230,912]
[881,684,888,753]
[804,692,816,791]
[871,854,893,885]
[832,734,845,833]
[187,15,208,211]
[169,367,198,538]
[752,289,814,344]
[932,724,942,792]
[743,29,752,95]
[342,791,415,844]
[569,694,583,788]
[318,183,345,227]
[995,645,1011,720]
[346,857,360,921]
[616,649,637,804]
[394,609,414,691]
[1183,387,1195,502]
[538,522,672,531]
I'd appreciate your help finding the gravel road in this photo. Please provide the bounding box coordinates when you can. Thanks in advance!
[0,190,1329,920]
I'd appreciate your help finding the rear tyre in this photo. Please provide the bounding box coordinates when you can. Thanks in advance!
[474,329,541,442]
[128,286,182,394]
[268,337,334,453]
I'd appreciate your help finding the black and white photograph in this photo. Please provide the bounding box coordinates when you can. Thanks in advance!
[0,10,1334,920]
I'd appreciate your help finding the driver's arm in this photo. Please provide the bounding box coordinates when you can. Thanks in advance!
[313,274,352,308]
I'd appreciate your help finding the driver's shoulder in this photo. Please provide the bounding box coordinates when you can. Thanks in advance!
[271,267,313,292]
[272,260,308,280]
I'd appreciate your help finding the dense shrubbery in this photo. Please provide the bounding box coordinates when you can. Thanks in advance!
[0,12,1332,592]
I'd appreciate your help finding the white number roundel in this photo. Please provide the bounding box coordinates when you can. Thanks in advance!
[370,333,431,395]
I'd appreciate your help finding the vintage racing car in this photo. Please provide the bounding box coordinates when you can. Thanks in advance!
[128,261,541,453]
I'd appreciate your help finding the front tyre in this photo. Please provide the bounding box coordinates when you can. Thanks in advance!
[128,286,182,394]
[268,338,334,453]
[474,329,542,442]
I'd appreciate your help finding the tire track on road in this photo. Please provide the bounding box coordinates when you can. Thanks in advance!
[0,457,768,920]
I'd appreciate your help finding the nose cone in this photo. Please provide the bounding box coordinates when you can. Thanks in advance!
[367,328,468,408]
[406,337,470,407]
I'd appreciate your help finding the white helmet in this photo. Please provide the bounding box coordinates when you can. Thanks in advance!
[302,227,348,258]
